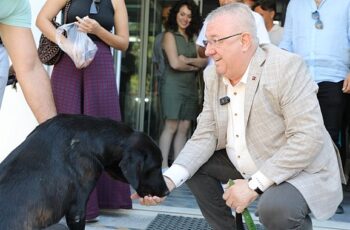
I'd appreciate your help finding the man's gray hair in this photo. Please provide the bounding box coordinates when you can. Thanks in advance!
[206,3,258,43]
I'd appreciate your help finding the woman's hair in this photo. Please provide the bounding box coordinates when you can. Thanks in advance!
[166,0,202,39]
[253,0,276,12]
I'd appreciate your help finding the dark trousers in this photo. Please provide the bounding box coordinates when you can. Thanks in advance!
[186,150,312,230]
[317,81,346,166]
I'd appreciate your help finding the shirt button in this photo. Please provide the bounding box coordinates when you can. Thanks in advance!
[236,134,239,138]
[234,113,237,116]
[237,155,240,158]
[234,92,237,95]
[242,172,246,175]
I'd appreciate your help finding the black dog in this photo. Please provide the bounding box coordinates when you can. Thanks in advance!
[0,114,169,230]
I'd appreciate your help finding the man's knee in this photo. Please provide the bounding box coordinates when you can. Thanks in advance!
[258,183,312,230]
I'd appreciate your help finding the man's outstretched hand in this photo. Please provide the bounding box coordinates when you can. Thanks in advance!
[130,176,176,206]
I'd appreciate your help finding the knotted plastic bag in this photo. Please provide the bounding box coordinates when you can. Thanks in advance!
[56,23,97,69]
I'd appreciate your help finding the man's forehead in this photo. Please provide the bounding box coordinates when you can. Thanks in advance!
[206,14,234,36]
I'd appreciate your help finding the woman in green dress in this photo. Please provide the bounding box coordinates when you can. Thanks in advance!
[159,0,207,169]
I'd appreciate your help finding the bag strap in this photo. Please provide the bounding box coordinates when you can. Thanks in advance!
[53,0,71,24]
[63,0,72,24]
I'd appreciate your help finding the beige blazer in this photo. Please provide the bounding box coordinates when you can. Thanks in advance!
[175,44,344,220]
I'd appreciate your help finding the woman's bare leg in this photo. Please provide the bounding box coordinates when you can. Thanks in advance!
[159,119,178,168]
[173,120,191,160]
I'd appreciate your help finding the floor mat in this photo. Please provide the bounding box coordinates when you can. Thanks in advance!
[146,214,264,230]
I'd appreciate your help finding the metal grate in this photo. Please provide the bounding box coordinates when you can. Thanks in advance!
[146,214,265,230]
[146,214,212,230]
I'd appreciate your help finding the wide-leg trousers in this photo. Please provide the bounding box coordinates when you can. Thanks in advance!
[51,41,131,220]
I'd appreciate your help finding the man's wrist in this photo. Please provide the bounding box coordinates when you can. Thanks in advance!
[248,178,263,195]
[164,176,176,192]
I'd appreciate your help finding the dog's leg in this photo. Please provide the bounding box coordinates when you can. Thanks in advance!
[65,203,86,230]
[65,214,85,230]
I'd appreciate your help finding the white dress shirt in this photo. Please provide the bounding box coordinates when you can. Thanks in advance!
[164,63,274,192]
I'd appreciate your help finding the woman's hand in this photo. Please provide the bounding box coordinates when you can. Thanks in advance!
[179,55,189,64]
[75,16,101,35]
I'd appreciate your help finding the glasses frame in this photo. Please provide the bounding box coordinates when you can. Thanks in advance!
[203,32,243,48]
[311,10,323,30]
[90,0,101,15]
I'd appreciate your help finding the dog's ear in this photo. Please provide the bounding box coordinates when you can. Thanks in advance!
[119,151,144,190]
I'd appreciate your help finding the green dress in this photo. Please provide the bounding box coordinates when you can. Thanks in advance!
[160,31,199,120]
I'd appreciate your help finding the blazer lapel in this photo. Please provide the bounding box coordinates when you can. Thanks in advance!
[216,75,229,149]
[244,46,266,128]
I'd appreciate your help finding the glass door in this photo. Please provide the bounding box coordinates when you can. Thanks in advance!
[118,0,203,143]
[118,0,176,140]
[117,0,142,130]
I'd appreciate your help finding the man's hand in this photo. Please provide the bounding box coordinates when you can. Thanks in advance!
[222,179,258,213]
[342,73,350,93]
[130,176,175,206]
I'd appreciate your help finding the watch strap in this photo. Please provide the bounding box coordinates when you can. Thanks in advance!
[248,178,263,195]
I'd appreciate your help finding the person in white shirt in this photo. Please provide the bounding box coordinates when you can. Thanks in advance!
[132,3,344,230]
[253,0,284,46]
[196,0,270,60]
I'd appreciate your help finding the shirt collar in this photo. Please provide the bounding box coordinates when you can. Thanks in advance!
[222,61,251,86]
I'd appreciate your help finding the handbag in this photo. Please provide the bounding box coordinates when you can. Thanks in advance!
[7,65,17,89]
[37,0,71,65]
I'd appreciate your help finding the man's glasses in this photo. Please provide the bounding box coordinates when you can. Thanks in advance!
[90,0,101,15]
[311,10,323,30]
[203,32,242,48]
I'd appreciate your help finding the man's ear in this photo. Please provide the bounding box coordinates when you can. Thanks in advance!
[118,152,144,190]
[269,10,276,21]
[241,32,252,52]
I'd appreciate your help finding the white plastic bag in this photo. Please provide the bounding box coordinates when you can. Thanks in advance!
[56,23,98,69]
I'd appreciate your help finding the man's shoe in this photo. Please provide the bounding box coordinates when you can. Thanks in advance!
[336,205,344,214]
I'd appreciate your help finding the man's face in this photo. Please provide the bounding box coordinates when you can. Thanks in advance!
[219,0,237,6]
[254,6,274,28]
[205,14,243,77]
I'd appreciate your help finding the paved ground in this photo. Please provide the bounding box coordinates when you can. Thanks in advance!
[81,184,350,230]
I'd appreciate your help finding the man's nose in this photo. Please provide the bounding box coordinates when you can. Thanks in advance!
[204,44,215,57]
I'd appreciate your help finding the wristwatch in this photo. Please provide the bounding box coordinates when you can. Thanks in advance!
[248,178,263,195]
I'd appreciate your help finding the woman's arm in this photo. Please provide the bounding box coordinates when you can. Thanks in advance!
[74,0,129,51]
[162,32,199,72]
[179,45,208,68]
[36,0,68,44]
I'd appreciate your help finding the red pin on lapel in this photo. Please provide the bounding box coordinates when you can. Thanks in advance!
[252,76,256,80]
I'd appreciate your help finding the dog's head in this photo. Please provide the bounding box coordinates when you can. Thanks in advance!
[107,131,169,197]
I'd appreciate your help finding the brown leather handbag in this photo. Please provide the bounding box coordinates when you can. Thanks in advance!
[37,0,71,65]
